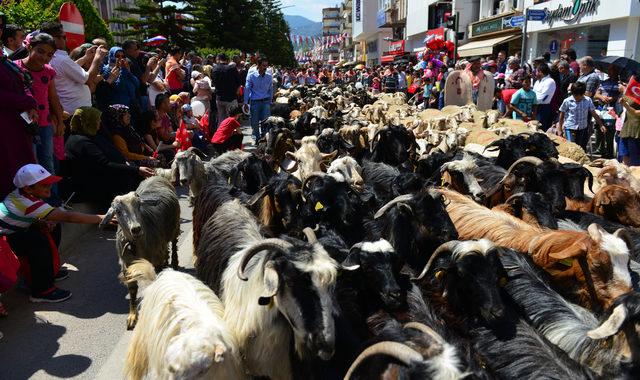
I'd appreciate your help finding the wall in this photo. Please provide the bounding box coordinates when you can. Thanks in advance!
[406,0,431,37]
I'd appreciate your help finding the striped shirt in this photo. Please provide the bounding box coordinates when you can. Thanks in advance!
[0,190,55,235]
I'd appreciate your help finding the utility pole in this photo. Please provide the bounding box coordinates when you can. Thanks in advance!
[452,0,457,62]
[521,7,528,62]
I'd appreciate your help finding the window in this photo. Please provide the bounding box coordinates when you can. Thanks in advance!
[367,40,378,53]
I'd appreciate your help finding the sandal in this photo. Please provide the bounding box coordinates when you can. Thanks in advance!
[0,302,8,317]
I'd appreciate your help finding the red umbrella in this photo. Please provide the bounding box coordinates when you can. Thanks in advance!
[144,35,168,47]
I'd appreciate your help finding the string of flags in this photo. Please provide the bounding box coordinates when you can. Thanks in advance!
[289,32,350,49]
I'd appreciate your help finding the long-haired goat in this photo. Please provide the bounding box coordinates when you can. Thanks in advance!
[440,188,633,312]
[195,199,352,379]
[101,176,180,329]
[566,185,640,227]
[123,260,244,380]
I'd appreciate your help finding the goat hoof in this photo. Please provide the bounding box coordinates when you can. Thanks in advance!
[127,314,138,330]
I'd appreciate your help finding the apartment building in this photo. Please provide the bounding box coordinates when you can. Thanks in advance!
[323,7,341,63]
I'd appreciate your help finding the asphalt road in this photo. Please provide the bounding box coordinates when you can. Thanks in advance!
[0,123,255,380]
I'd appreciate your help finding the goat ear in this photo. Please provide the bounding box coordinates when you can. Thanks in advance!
[587,223,605,242]
[587,303,628,339]
[100,207,116,228]
[549,242,586,260]
[247,186,269,207]
[281,153,298,172]
[341,244,362,271]
[260,262,280,302]
[322,150,338,162]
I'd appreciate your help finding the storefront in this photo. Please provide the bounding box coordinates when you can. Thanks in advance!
[523,0,640,61]
[458,11,523,58]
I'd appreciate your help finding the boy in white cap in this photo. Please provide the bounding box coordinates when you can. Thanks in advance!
[1,164,113,303]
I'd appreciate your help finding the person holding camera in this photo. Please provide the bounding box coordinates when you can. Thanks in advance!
[0,13,39,199]
[99,47,140,111]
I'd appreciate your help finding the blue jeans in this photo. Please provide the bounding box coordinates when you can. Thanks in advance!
[33,125,54,175]
[536,104,553,131]
[249,100,271,141]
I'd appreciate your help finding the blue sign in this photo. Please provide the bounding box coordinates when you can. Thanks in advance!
[527,9,546,21]
[376,10,386,28]
[550,40,559,54]
[510,15,525,27]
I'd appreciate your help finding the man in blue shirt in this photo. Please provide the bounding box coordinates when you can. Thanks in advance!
[243,57,273,142]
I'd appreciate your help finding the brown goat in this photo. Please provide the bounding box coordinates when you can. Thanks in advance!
[440,188,633,311]
[565,185,640,227]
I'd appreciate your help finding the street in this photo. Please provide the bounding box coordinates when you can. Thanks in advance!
[0,126,255,380]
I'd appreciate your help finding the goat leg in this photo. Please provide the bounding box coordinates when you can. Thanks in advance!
[126,280,138,330]
[171,239,179,270]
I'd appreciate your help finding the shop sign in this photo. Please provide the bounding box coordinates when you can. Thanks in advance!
[389,40,405,55]
[472,14,522,37]
[355,0,361,22]
[543,0,600,27]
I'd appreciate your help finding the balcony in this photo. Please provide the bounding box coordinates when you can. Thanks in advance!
[377,8,403,28]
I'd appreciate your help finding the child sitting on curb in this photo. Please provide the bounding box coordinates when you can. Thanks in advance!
[0,164,115,304]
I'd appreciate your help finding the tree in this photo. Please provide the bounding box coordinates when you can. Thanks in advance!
[112,0,200,50]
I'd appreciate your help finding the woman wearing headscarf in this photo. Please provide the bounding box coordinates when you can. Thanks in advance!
[64,107,154,206]
[107,104,158,166]
[0,13,39,198]
[98,47,139,110]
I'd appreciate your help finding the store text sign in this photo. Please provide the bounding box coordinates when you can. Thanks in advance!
[543,0,600,27]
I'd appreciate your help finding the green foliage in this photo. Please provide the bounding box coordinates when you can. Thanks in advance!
[0,0,113,45]
[196,47,243,59]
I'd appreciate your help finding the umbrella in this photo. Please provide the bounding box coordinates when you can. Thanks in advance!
[144,35,168,47]
[595,56,640,79]
[354,64,365,70]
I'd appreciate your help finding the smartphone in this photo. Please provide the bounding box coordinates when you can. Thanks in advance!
[20,111,33,124]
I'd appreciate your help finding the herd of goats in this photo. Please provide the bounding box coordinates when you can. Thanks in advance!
[99,84,640,379]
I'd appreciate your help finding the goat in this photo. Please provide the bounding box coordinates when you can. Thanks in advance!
[204,150,251,184]
[282,136,336,181]
[229,154,275,195]
[440,188,634,312]
[327,156,364,191]
[101,176,180,329]
[412,240,597,379]
[370,188,459,272]
[362,160,425,206]
[596,163,640,193]
[566,185,640,227]
[123,260,244,380]
[173,147,208,201]
[437,154,484,203]
[493,192,558,229]
[316,128,354,156]
[195,200,350,379]
[370,125,415,166]
[262,127,296,170]
[499,247,640,377]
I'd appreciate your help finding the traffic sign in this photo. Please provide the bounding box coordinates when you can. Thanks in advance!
[59,2,85,51]
[527,9,546,21]
[510,15,525,28]
[549,40,559,54]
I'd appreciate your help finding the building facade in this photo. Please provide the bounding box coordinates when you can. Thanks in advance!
[523,0,640,62]
[340,0,355,62]
[352,0,392,66]
[323,7,342,63]
[92,0,135,40]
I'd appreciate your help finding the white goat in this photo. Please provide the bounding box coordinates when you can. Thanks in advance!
[124,260,244,380]
[327,156,364,191]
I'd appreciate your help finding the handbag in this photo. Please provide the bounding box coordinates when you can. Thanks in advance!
[0,237,20,292]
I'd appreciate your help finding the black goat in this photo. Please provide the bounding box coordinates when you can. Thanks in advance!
[229,154,276,194]
[370,188,458,272]
[316,129,354,156]
[247,172,304,236]
[362,160,425,206]
[271,103,291,120]
[493,192,558,229]
[294,112,317,139]
[370,125,415,166]
[484,133,559,169]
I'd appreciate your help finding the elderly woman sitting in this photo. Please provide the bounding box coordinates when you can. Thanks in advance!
[107,104,159,167]
[63,107,155,206]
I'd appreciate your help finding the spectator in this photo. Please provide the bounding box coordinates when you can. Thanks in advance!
[140,110,173,165]
[123,40,156,113]
[45,21,106,114]
[2,164,114,302]
[503,58,526,104]
[397,66,407,93]
[620,96,640,165]
[533,63,556,131]
[210,105,244,154]
[100,47,140,110]
[211,53,240,127]
[576,56,600,98]
[371,75,381,94]
[509,75,537,121]
[0,16,39,199]
[561,48,580,75]
[557,60,577,101]
[465,57,485,104]
[383,65,398,93]
[558,81,605,150]
[181,103,207,151]
[64,106,153,205]
[91,38,108,48]
[14,33,64,183]
[243,57,273,142]
[192,78,212,112]
[497,51,507,74]
[594,65,622,158]
[1,24,24,59]
[305,69,318,85]
[108,104,157,165]
[165,45,185,94]
[154,93,174,144]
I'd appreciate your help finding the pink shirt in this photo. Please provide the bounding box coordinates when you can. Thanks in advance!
[14,60,56,127]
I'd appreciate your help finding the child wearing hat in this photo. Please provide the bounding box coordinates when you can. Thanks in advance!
[0,164,114,303]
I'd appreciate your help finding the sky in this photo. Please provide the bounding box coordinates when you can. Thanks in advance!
[282,0,338,22]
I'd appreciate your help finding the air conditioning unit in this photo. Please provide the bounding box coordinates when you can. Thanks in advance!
[499,0,508,14]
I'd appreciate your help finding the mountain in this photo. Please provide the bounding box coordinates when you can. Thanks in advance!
[284,15,322,37]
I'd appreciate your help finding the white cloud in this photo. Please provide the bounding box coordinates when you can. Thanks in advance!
[282,0,339,22]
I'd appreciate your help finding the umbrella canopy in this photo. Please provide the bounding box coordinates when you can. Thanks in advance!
[354,64,365,70]
[595,56,640,79]
[144,35,168,47]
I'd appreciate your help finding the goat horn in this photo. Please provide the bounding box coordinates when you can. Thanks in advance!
[344,342,423,380]
[237,239,292,281]
[403,322,445,344]
[374,194,414,220]
[411,241,460,281]
[187,147,208,159]
[301,172,327,194]
[302,227,318,244]
[503,156,544,180]
[505,192,525,204]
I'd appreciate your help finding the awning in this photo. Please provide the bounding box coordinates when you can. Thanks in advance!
[457,34,520,57]
[381,55,395,63]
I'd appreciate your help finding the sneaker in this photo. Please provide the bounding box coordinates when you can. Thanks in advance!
[54,269,69,282]
[30,288,72,303]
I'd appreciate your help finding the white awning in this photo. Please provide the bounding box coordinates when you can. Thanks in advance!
[457,34,520,57]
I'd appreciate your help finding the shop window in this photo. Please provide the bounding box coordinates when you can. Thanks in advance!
[536,24,610,60]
